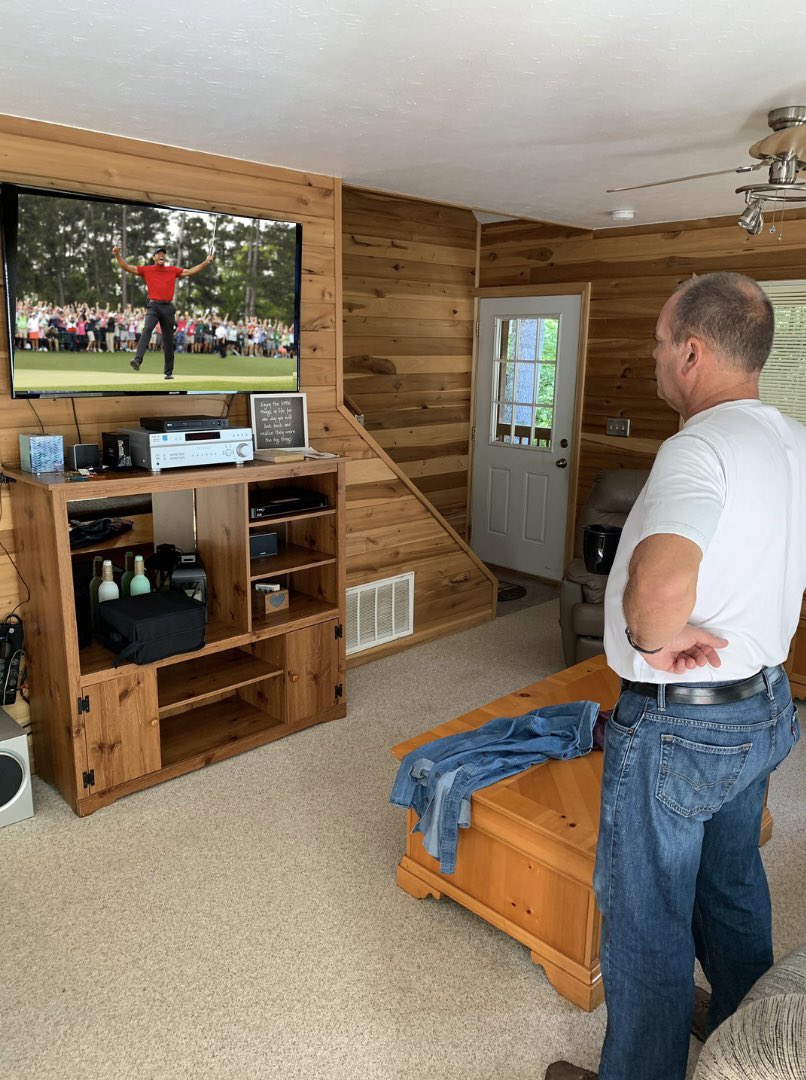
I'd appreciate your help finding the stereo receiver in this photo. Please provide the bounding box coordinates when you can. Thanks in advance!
[119,427,254,472]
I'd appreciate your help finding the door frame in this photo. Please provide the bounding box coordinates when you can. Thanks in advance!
[466,281,591,570]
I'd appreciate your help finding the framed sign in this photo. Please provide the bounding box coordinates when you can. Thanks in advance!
[250,392,309,451]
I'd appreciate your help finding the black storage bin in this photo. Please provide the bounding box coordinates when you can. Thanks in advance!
[98,591,206,667]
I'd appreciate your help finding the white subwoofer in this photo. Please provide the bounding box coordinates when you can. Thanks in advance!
[0,709,34,828]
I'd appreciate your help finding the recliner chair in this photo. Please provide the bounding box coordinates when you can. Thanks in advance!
[559,469,649,667]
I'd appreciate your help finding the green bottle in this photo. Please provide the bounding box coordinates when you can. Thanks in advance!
[89,555,103,630]
[120,551,135,597]
[129,555,151,596]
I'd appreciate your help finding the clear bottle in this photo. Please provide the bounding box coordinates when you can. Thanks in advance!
[89,555,104,630]
[129,555,151,596]
[120,551,135,597]
[97,559,120,604]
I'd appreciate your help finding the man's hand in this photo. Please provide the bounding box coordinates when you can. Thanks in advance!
[206,252,214,265]
[112,245,120,256]
[640,624,729,675]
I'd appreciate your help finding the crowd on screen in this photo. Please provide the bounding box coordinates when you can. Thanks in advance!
[14,300,295,359]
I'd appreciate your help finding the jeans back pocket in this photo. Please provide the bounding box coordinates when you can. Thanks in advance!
[656,734,751,819]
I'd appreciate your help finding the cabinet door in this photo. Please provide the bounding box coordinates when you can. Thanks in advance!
[82,670,160,793]
[285,622,340,724]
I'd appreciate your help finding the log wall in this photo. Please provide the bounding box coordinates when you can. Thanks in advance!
[342,188,477,536]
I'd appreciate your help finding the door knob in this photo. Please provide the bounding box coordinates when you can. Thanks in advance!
[556,458,568,469]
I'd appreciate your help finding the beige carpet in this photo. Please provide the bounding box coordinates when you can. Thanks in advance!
[1,600,804,1080]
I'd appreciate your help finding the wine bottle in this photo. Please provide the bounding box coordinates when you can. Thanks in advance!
[129,555,151,596]
[89,555,104,630]
[120,551,135,597]
[97,559,120,604]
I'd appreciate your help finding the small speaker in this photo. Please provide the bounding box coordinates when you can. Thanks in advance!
[69,443,101,470]
[0,709,34,829]
[102,431,133,470]
[250,532,278,559]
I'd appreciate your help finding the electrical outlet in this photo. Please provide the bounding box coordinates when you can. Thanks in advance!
[606,417,631,437]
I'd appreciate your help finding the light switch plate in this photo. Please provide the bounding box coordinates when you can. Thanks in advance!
[607,417,631,437]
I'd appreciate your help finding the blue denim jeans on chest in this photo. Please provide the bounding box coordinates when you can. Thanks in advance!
[593,666,800,1080]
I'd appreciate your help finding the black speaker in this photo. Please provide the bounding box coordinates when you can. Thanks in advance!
[102,431,133,470]
[69,443,101,470]
[250,532,278,559]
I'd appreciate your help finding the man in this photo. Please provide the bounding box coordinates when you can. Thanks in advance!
[547,272,805,1080]
[112,244,213,379]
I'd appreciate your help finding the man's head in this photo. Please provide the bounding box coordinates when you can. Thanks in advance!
[152,247,168,265]
[653,272,774,414]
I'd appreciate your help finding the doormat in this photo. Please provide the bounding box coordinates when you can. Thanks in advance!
[497,581,528,602]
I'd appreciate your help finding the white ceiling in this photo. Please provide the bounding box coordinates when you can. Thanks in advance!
[4,0,806,230]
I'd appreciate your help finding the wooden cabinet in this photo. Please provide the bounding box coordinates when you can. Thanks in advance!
[785,593,806,699]
[7,458,346,815]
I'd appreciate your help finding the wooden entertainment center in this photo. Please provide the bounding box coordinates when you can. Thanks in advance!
[6,457,346,816]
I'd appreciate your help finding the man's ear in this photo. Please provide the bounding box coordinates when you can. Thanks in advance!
[682,335,702,373]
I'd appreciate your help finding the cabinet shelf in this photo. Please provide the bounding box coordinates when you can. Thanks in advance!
[69,513,154,557]
[160,697,284,768]
[158,650,282,717]
[251,594,339,635]
[249,508,336,528]
[79,613,242,681]
[250,543,335,579]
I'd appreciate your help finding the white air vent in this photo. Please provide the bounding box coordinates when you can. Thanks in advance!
[346,572,414,655]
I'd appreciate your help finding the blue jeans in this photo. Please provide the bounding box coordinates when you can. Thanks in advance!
[593,666,800,1080]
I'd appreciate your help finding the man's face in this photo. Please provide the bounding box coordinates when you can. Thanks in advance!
[653,295,687,411]
[153,251,167,266]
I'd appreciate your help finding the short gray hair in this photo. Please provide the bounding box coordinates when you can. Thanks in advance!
[670,272,774,373]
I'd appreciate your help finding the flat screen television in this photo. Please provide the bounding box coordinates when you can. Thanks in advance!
[0,184,302,397]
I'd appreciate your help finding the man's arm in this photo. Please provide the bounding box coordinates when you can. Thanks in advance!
[624,533,727,673]
[112,246,139,275]
[180,253,214,278]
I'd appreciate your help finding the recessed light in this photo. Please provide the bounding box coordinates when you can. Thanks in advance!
[609,209,635,221]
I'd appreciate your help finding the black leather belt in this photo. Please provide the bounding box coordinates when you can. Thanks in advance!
[620,665,784,706]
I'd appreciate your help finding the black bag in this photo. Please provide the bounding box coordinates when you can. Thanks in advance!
[97,591,207,667]
[69,517,133,550]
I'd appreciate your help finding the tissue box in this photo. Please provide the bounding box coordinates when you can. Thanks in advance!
[251,586,289,615]
[19,433,64,474]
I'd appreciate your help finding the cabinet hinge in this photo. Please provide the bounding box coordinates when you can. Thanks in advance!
[82,769,95,789]
[335,683,343,699]
[334,624,343,639]
[475,321,479,337]
[77,695,90,715]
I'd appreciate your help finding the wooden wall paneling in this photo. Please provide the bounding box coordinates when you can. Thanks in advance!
[343,187,478,539]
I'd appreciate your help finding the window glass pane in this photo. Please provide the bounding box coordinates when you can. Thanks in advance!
[518,319,538,362]
[537,363,556,405]
[516,362,536,402]
[541,319,559,362]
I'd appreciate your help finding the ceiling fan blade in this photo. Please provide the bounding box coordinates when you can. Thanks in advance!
[607,163,764,193]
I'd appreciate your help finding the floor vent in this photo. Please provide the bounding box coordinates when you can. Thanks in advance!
[346,572,414,655]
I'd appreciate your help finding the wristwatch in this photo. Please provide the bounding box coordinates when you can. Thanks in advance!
[625,626,664,655]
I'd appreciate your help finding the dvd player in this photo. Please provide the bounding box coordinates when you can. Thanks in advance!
[140,415,228,432]
[249,487,329,520]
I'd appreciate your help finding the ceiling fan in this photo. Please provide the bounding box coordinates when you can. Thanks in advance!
[608,106,806,234]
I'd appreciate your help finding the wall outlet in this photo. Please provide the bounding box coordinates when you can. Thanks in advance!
[606,417,631,437]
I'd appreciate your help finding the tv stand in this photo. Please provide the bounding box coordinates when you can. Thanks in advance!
[6,458,346,815]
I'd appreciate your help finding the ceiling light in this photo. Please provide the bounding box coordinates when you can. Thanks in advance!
[738,201,764,235]
[609,209,635,221]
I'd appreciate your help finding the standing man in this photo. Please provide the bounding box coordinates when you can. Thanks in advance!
[548,272,805,1080]
[112,245,213,379]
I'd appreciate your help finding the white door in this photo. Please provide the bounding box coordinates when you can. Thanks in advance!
[470,295,581,581]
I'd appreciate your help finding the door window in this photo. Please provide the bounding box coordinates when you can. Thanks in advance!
[490,315,559,450]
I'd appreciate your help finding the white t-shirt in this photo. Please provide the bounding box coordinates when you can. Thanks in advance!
[604,399,806,682]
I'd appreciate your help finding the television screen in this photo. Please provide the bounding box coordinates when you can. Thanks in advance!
[0,185,302,397]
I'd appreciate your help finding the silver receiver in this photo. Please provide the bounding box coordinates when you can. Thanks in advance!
[119,426,255,472]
